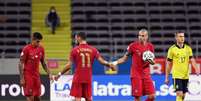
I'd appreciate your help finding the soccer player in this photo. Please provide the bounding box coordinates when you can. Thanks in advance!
[165,32,200,101]
[111,29,155,101]
[54,32,115,101]
[18,32,52,101]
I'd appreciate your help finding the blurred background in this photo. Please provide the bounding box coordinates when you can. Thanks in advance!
[0,0,201,101]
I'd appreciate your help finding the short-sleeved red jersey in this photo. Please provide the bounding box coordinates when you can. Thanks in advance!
[127,41,154,78]
[20,44,45,77]
[70,43,100,83]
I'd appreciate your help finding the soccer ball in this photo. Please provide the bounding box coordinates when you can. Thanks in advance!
[142,50,155,61]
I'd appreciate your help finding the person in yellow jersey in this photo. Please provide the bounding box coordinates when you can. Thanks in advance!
[165,32,200,101]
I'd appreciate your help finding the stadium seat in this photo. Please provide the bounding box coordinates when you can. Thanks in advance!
[72,0,201,57]
[97,2,108,7]
[72,3,84,7]
[0,0,31,58]
[6,33,18,38]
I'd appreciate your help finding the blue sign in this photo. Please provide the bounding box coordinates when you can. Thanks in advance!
[93,75,175,101]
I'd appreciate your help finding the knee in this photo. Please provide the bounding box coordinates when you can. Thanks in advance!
[147,94,155,100]
[86,98,92,101]
[134,96,140,101]
[176,92,184,97]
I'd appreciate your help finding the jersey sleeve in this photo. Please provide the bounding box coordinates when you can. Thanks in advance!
[167,47,173,60]
[127,44,132,53]
[94,48,100,58]
[70,48,76,61]
[150,44,155,53]
[125,43,133,56]
[20,47,28,62]
[41,47,45,60]
[188,46,193,57]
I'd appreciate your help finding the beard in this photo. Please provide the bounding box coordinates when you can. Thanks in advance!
[74,40,79,45]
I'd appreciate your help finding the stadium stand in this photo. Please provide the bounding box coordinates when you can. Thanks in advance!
[1,0,201,58]
[71,0,201,58]
[0,0,31,58]
[32,0,71,60]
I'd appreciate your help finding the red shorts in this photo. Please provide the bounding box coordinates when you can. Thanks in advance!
[131,77,155,96]
[70,82,92,99]
[23,74,41,96]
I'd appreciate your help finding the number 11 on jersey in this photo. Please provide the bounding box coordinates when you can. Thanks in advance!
[80,53,91,68]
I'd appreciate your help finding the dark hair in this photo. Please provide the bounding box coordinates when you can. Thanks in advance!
[76,32,86,40]
[175,31,185,36]
[33,32,43,40]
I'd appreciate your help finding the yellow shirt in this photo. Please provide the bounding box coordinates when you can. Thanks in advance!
[167,44,193,79]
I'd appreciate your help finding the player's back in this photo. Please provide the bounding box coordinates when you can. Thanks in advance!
[71,43,99,83]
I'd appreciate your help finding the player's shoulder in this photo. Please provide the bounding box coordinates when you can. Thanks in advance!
[38,45,45,52]
[184,44,191,49]
[147,42,154,47]
[72,45,79,51]
[129,41,137,46]
[87,44,98,51]
[23,44,31,50]
[169,44,177,49]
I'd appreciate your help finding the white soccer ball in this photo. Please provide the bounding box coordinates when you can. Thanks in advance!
[142,50,155,61]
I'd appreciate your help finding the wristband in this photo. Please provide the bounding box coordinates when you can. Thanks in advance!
[112,61,118,65]
[58,72,62,76]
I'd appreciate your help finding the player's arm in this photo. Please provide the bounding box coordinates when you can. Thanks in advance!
[40,58,52,77]
[112,51,130,65]
[59,60,72,75]
[97,56,117,71]
[165,47,173,84]
[147,45,155,65]
[165,58,172,84]
[190,57,200,74]
[18,56,25,86]
[54,59,72,81]
[97,56,110,66]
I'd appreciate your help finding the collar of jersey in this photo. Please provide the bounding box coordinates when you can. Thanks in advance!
[175,44,185,49]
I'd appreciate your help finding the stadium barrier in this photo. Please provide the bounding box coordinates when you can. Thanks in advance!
[51,75,201,101]
[0,75,50,100]
[93,58,201,75]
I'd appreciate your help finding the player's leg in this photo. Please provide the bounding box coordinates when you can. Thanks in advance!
[182,79,189,100]
[145,94,155,101]
[23,74,34,101]
[33,77,41,101]
[75,97,81,101]
[131,78,143,101]
[143,77,155,101]
[83,83,92,101]
[134,96,141,101]
[174,79,184,101]
[34,96,41,101]
[70,82,82,101]
[85,98,92,101]
[26,96,34,101]
[176,91,183,101]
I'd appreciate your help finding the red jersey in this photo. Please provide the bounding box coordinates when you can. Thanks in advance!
[127,41,154,78]
[70,43,100,83]
[20,44,45,77]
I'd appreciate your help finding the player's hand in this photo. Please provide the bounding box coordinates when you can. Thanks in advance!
[54,75,60,81]
[20,78,25,86]
[147,59,155,65]
[164,78,169,85]
[109,62,117,71]
[109,62,118,71]
[195,68,200,76]
[49,74,54,80]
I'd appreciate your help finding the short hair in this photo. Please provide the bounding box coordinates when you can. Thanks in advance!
[33,32,43,40]
[76,32,86,40]
[175,31,184,36]
[139,29,148,34]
